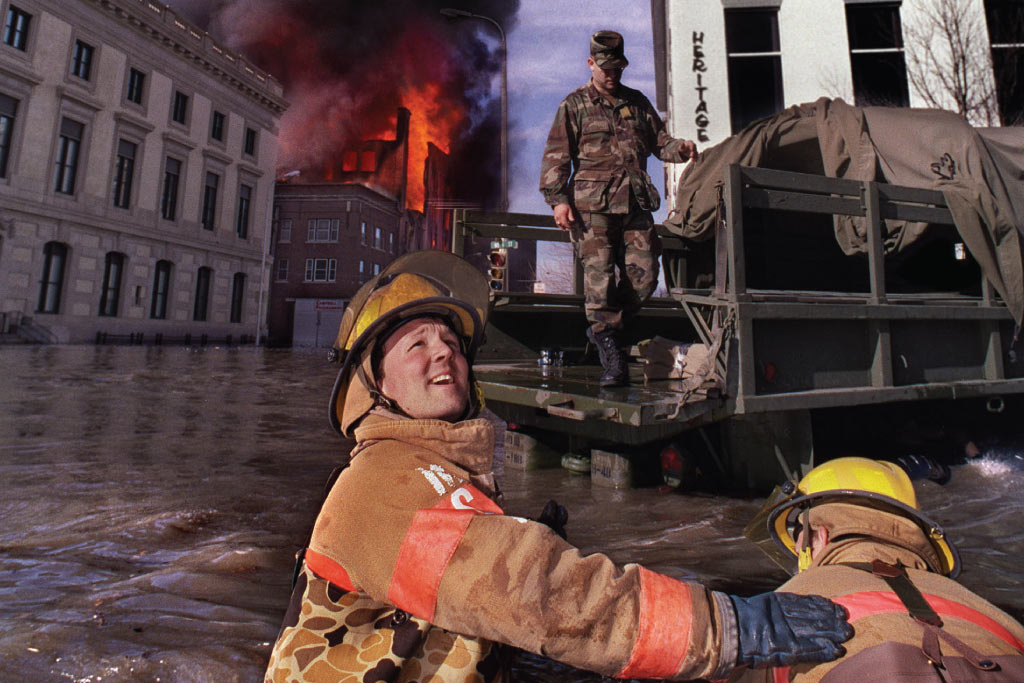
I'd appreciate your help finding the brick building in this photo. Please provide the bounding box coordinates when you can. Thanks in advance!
[268,182,411,347]
[268,108,414,347]
[0,0,285,343]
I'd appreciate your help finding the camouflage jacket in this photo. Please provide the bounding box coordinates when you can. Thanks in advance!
[540,80,690,214]
[266,414,737,682]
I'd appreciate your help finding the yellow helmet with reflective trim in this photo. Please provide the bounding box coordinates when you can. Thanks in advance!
[328,251,489,436]
[745,457,960,577]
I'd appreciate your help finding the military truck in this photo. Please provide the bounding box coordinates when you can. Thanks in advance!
[452,106,1024,489]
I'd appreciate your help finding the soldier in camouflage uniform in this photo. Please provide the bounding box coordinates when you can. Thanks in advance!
[540,30,697,386]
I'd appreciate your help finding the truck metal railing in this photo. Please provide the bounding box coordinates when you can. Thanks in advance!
[451,165,1022,433]
[451,209,692,297]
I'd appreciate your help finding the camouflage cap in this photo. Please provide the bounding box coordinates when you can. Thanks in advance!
[590,30,628,68]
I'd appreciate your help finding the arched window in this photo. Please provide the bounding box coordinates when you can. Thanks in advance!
[194,266,212,322]
[37,241,68,313]
[98,252,125,317]
[150,260,172,319]
[230,272,245,323]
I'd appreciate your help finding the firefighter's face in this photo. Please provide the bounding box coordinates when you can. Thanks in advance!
[588,57,622,95]
[379,317,469,421]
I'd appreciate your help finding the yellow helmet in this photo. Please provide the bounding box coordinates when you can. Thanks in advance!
[328,250,490,436]
[745,457,960,576]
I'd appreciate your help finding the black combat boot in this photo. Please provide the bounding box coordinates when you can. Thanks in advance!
[587,326,629,387]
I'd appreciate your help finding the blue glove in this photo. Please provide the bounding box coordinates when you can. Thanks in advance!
[730,592,853,668]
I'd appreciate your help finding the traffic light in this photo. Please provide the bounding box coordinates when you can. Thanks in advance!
[488,248,507,291]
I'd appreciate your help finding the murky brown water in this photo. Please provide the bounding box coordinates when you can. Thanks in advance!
[1,346,1022,682]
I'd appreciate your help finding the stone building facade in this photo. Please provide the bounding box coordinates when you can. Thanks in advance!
[0,0,286,343]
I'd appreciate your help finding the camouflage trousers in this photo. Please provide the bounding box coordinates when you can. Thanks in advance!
[571,209,661,332]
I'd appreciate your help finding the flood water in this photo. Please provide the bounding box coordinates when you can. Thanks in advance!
[1,345,1022,682]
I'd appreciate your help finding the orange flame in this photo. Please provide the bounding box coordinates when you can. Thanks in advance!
[401,82,465,211]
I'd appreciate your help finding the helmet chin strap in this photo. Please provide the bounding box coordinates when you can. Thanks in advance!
[797,507,814,572]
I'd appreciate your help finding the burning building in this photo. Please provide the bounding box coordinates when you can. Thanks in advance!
[267,107,449,347]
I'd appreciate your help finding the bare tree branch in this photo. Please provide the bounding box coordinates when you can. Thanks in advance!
[903,0,999,125]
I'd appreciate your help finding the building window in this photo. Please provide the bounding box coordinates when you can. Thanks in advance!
[373,263,381,276]
[359,259,366,284]
[374,226,382,249]
[278,218,292,243]
[2,5,30,51]
[306,218,340,242]
[37,241,67,314]
[161,157,181,221]
[54,117,84,195]
[846,2,909,107]
[725,8,784,133]
[71,40,93,81]
[304,258,337,283]
[98,251,124,317]
[230,272,245,323]
[243,127,256,155]
[361,221,367,245]
[126,68,145,105]
[171,90,188,125]
[0,93,16,178]
[150,260,172,319]
[389,231,395,254]
[193,266,211,321]
[985,0,1024,125]
[275,258,288,281]
[201,171,219,230]
[236,184,251,238]
[210,110,225,141]
[112,139,136,209]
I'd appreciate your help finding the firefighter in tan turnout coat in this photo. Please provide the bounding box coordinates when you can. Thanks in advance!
[264,251,853,682]
[737,457,1024,682]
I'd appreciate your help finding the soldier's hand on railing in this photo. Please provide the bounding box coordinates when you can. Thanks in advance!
[553,203,578,230]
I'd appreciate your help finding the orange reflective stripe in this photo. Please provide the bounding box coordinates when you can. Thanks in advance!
[304,547,356,592]
[387,484,501,621]
[615,568,693,679]
[834,591,1024,653]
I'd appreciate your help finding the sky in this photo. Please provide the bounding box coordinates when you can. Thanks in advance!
[506,1,666,222]
[503,1,667,288]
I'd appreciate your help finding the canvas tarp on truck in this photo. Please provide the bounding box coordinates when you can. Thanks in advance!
[665,97,1024,323]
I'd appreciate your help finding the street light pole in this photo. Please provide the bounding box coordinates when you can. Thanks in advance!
[440,8,508,213]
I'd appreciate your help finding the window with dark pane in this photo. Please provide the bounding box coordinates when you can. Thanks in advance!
[846,2,909,107]
[71,40,93,80]
[236,184,251,238]
[99,252,124,317]
[150,260,172,319]
[211,110,225,141]
[201,172,219,230]
[3,6,31,51]
[0,93,17,178]
[171,90,188,125]
[161,157,180,221]
[126,68,145,105]
[230,272,245,323]
[112,139,136,209]
[54,118,84,195]
[725,9,784,133]
[37,242,68,314]
[244,127,256,155]
[985,0,1024,124]
[194,266,211,321]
